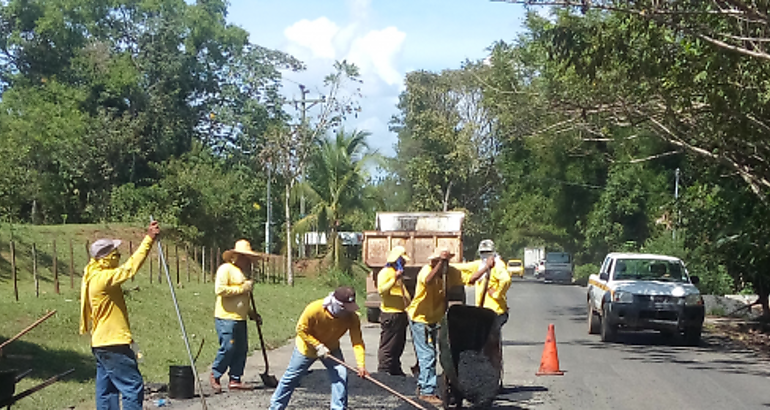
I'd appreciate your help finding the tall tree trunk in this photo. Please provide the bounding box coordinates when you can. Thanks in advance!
[331,225,339,268]
[442,181,454,212]
[285,180,294,286]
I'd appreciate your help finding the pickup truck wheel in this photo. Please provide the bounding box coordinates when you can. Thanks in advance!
[587,301,600,335]
[600,304,617,342]
[366,307,380,324]
[683,326,702,346]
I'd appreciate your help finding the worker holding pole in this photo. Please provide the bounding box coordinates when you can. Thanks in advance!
[79,221,160,410]
[376,246,411,376]
[454,239,511,382]
[210,239,262,393]
[406,248,476,406]
[269,286,369,410]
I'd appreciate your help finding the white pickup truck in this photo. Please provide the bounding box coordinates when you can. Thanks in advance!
[587,252,705,345]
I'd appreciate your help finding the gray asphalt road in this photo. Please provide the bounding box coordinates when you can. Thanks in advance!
[165,278,770,409]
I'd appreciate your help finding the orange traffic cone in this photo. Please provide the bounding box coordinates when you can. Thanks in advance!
[536,323,565,376]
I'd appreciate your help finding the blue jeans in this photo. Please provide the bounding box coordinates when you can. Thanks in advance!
[92,345,144,410]
[410,320,439,395]
[211,318,248,380]
[269,347,348,410]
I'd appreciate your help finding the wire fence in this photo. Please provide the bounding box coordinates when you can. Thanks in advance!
[0,240,288,301]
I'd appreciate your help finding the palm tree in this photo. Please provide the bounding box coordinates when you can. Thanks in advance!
[296,129,374,267]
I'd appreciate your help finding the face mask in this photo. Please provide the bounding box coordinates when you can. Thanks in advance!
[101,250,121,269]
[395,257,405,272]
[323,293,346,317]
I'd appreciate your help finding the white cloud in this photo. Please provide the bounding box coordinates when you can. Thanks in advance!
[284,17,340,60]
[346,27,406,86]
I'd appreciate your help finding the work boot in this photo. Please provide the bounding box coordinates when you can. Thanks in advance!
[228,379,254,391]
[209,373,222,394]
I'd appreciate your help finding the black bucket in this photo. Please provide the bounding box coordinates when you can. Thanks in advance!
[168,365,194,399]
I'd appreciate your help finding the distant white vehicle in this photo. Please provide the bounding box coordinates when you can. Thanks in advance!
[586,252,704,345]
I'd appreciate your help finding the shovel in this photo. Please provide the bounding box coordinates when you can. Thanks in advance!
[249,292,279,388]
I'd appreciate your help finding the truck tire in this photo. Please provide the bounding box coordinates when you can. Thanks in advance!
[366,307,381,324]
[587,301,600,335]
[600,304,617,342]
[683,326,702,346]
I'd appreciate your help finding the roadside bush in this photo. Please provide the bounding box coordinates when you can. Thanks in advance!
[574,263,599,285]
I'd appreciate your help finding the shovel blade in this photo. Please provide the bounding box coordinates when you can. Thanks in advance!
[260,372,278,388]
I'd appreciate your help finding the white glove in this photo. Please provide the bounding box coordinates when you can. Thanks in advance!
[315,344,330,359]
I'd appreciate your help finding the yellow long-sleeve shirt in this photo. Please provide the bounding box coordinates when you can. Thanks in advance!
[406,264,470,325]
[294,299,366,368]
[79,235,153,347]
[377,266,408,313]
[454,256,511,315]
[214,263,250,321]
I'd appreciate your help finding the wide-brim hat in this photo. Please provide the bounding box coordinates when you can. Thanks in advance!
[222,239,261,261]
[90,239,122,260]
[427,247,455,261]
[386,246,411,263]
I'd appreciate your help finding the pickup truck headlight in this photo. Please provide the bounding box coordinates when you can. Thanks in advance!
[612,290,634,303]
[685,294,704,306]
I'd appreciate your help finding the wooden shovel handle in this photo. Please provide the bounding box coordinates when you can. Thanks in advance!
[324,355,428,410]
[0,310,56,351]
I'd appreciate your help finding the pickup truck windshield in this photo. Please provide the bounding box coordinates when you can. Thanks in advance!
[613,259,687,282]
[546,253,571,263]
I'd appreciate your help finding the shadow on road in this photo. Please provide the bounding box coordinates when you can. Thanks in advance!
[571,331,770,379]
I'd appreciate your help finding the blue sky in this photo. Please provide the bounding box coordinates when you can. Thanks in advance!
[226,0,530,156]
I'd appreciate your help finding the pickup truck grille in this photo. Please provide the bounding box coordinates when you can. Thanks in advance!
[639,310,678,321]
[633,295,681,305]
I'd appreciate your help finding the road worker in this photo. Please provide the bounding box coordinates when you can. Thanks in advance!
[376,245,411,376]
[79,221,160,410]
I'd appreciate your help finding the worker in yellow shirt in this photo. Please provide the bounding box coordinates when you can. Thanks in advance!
[210,240,262,393]
[376,245,410,376]
[79,221,160,410]
[270,286,369,410]
[454,239,511,384]
[406,248,470,406]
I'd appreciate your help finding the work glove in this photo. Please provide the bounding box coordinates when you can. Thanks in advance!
[242,280,254,292]
[315,344,330,359]
[248,310,262,325]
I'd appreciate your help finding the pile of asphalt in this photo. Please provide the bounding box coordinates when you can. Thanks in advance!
[457,350,498,408]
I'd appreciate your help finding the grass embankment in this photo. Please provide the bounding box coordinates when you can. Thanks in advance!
[0,223,366,410]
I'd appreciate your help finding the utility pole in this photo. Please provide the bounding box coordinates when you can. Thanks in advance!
[673,168,680,240]
[294,84,325,259]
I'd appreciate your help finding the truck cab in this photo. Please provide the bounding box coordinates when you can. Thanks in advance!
[363,212,465,323]
[542,252,573,283]
[587,252,704,345]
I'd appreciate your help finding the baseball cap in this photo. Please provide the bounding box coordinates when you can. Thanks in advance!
[90,239,122,260]
[333,286,359,312]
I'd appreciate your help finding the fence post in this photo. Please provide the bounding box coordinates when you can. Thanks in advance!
[149,247,153,284]
[185,245,190,283]
[11,241,18,301]
[157,246,163,284]
[53,240,59,294]
[32,243,39,297]
[69,239,75,290]
[209,247,215,282]
[175,244,180,285]
[200,246,205,283]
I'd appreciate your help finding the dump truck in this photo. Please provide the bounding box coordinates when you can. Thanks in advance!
[363,211,465,323]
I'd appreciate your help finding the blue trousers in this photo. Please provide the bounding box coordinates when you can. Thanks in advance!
[211,318,248,380]
[269,347,348,410]
[92,345,144,410]
[410,320,439,395]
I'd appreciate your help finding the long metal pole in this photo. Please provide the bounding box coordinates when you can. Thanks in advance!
[151,217,207,409]
[265,165,271,254]
[673,168,680,240]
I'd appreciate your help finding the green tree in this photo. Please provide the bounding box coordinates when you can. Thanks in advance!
[296,129,374,267]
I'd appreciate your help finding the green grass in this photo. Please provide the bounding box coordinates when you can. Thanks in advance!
[0,278,335,410]
[0,223,368,409]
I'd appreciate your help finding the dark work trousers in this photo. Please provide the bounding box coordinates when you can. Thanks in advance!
[377,311,408,374]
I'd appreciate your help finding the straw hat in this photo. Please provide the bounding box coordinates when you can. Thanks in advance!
[222,239,260,261]
[386,246,411,263]
[427,247,455,261]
